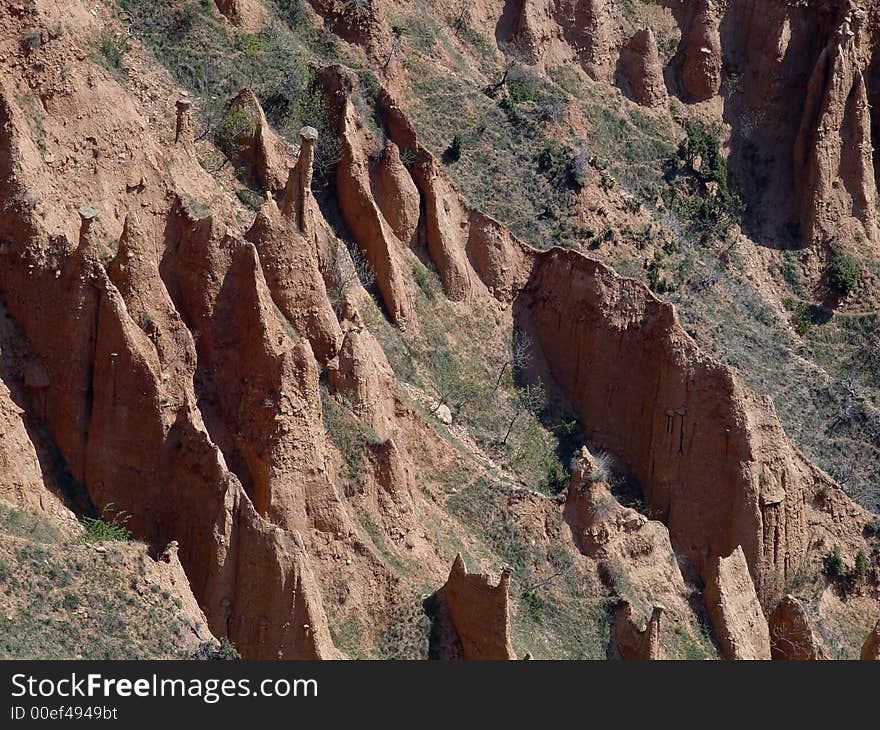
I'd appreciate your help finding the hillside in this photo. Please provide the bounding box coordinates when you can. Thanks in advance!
[0,0,878,660]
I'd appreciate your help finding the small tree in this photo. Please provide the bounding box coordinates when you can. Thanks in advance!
[449,2,471,37]
[427,355,477,419]
[485,41,522,97]
[283,86,340,187]
[502,379,545,445]
[384,22,407,70]
[80,504,132,543]
[213,104,259,168]
[445,134,463,162]
[854,550,868,581]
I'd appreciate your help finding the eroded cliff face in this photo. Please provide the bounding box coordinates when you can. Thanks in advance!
[513,0,622,80]
[0,0,876,661]
[793,2,878,248]
[515,250,804,586]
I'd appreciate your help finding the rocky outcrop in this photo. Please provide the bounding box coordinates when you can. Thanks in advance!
[1,214,340,659]
[515,0,621,81]
[465,210,531,303]
[703,546,771,660]
[613,602,664,660]
[1,0,877,666]
[174,98,195,154]
[412,156,474,300]
[620,28,668,108]
[429,554,516,660]
[245,196,342,363]
[326,328,397,439]
[160,410,340,659]
[169,207,350,534]
[514,249,828,589]
[109,213,197,378]
[214,0,268,33]
[0,51,349,658]
[0,303,74,522]
[680,0,722,101]
[279,127,320,241]
[862,619,880,660]
[226,89,295,196]
[564,447,692,633]
[377,88,476,301]
[305,0,391,62]
[318,68,414,324]
[369,140,420,246]
[769,594,824,660]
[794,5,877,246]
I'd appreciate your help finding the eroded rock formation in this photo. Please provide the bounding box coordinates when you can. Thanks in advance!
[613,602,665,660]
[245,192,342,363]
[226,89,295,196]
[377,87,479,302]
[214,0,268,33]
[0,0,877,664]
[319,67,415,324]
[680,0,722,101]
[769,594,824,660]
[794,3,877,246]
[514,0,621,80]
[563,447,693,639]
[620,28,668,108]
[703,547,771,660]
[369,140,420,246]
[428,554,516,660]
[0,32,347,658]
[862,618,880,659]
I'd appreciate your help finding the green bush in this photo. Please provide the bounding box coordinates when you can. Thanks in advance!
[214,105,258,162]
[506,68,540,104]
[854,550,868,580]
[664,123,744,242]
[544,459,569,493]
[783,298,827,336]
[283,84,339,185]
[827,255,860,296]
[445,133,462,162]
[647,257,674,294]
[399,147,416,167]
[823,544,844,578]
[79,504,132,543]
[235,187,263,211]
[522,589,544,622]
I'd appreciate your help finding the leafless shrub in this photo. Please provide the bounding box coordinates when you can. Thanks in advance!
[324,241,375,314]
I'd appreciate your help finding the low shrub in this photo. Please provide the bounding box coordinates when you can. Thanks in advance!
[79,504,132,543]
[822,544,844,578]
[827,255,860,296]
